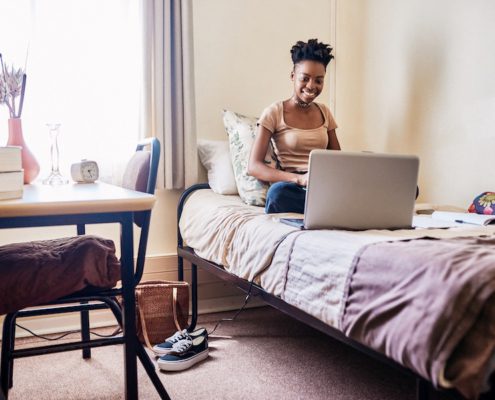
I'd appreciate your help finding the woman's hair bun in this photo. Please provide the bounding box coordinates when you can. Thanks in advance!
[290,39,334,68]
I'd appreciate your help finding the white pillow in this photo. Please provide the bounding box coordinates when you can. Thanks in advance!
[222,110,276,206]
[197,139,238,195]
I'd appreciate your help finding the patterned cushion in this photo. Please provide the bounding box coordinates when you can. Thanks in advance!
[222,110,276,206]
[468,192,495,215]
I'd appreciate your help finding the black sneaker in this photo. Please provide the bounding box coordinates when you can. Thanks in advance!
[157,336,209,372]
[152,327,208,355]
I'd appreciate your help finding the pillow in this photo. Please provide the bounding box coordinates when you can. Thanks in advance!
[197,139,238,195]
[222,110,276,206]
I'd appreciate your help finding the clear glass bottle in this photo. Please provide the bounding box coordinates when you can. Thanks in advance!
[42,123,68,185]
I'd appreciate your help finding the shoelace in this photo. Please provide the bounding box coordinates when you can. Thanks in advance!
[170,338,193,354]
[166,329,189,344]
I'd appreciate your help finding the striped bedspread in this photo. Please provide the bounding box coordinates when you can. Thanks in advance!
[179,188,495,396]
[342,236,495,399]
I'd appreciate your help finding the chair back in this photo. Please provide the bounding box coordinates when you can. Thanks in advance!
[122,138,160,227]
[121,138,160,284]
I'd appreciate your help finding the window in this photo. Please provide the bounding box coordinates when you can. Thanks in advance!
[0,0,142,182]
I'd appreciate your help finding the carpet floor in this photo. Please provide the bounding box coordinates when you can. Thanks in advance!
[4,305,453,400]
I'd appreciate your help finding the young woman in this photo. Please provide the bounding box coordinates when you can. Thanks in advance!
[248,38,341,213]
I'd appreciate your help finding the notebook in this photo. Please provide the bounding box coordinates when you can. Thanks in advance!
[280,150,420,230]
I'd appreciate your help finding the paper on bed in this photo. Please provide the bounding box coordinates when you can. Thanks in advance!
[431,211,495,226]
[413,215,461,228]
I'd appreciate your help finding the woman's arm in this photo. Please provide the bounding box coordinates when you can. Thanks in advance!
[248,125,306,185]
[327,128,341,150]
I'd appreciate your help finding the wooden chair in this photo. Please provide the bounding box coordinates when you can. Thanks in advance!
[0,138,170,399]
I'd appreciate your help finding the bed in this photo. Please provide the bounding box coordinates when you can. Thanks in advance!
[176,182,495,400]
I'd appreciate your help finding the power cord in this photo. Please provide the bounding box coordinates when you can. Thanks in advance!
[16,279,256,341]
[208,279,254,336]
[15,323,122,341]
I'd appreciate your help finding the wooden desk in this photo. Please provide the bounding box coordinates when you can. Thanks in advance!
[0,182,155,218]
[0,183,155,399]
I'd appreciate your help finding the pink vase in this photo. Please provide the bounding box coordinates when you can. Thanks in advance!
[7,118,40,184]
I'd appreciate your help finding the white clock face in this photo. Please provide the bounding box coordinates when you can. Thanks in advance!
[82,163,98,181]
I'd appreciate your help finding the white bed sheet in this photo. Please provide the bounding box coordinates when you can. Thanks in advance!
[179,189,495,329]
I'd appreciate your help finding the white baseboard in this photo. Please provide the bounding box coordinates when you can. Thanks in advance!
[0,254,265,340]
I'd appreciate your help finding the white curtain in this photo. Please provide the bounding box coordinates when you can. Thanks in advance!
[141,0,198,189]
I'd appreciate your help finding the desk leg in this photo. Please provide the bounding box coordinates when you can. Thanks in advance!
[77,224,91,360]
[121,215,138,399]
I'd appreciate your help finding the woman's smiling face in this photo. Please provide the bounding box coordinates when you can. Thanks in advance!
[291,60,326,104]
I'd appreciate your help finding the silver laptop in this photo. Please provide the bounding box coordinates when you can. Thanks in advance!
[280,150,419,230]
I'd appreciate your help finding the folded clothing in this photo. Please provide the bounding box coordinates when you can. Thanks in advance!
[0,235,121,315]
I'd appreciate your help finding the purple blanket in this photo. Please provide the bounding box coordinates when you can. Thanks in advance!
[341,236,495,400]
[0,235,121,315]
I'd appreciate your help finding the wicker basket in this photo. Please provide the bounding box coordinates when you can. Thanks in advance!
[135,280,189,348]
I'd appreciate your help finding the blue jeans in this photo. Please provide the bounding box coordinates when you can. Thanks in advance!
[265,182,419,214]
[265,182,306,214]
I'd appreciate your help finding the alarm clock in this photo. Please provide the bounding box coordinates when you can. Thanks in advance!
[71,159,99,183]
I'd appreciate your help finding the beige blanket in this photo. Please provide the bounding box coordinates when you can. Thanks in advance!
[180,189,495,328]
[0,235,120,315]
[181,190,495,395]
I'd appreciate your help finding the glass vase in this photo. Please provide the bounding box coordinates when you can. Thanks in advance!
[42,123,68,185]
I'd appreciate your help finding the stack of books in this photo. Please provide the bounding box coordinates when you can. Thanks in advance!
[0,146,23,200]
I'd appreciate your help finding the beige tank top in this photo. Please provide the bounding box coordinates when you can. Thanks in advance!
[257,101,338,172]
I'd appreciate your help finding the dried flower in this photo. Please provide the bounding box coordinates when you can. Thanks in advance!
[0,53,27,118]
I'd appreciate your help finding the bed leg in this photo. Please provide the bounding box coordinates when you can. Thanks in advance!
[416,378,429,400]
[188,263,198,332]
[178,255,184,281]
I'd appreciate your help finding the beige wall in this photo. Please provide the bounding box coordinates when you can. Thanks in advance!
[193,0,335,139]
[194,0,495,208]
[336,0,495,207]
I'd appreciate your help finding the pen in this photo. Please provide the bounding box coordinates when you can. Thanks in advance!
[455,219,477,225]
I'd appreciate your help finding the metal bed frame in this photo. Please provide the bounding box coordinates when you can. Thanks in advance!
[177,183,495,400]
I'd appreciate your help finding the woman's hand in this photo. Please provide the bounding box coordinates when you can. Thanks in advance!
[249,125,311,185]
[293,172,308,187]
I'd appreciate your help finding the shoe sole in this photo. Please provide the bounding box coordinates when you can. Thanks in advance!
[152,346,174,356]
[157,349,209,372]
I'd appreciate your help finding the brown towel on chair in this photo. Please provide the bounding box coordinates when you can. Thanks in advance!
[0,235,121,315]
